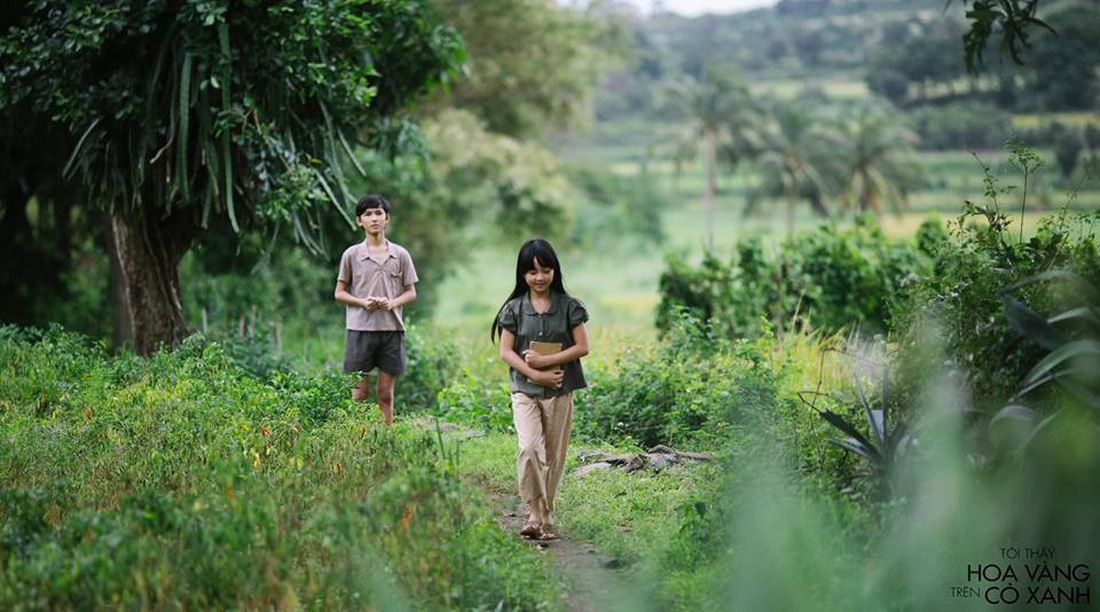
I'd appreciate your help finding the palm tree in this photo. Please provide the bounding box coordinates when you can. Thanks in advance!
[838,108,922,215]
[753,103,840,238]
[666,68,759,250]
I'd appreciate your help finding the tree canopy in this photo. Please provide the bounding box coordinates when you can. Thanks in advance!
[427,0,624,137]
[0,0,464,353]
[1,0,462,234]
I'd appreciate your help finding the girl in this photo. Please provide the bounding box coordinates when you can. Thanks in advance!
[491,239,589,540]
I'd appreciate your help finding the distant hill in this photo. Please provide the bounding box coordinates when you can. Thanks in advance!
[639,0,952,80]
[596,0,1096,117]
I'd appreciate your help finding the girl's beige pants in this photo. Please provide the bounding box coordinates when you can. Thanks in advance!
[511,391,573,519]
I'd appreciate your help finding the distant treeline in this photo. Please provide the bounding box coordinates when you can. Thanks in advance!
[600,0,1098,117]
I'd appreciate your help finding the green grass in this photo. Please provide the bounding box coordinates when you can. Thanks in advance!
[0,328,562,610]
[455,430,713,609]
[1012,111,1100,129]
[555,463,707,566]
[748,77,870,100]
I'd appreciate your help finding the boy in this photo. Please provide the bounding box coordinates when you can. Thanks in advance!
[334,194,418,426]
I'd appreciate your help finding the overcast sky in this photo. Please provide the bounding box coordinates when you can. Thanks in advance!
[625,0,779,16]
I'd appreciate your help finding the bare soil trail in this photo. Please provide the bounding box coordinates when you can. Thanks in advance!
[421,418,648,611]
[487,493,643,612]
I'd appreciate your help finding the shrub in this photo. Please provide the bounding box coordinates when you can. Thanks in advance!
[893,145,1100,406]
[656,217,930,339]
[577,311,852,477]
[396,322,464,411]
[568,164,668,248]
[434,372,513,433]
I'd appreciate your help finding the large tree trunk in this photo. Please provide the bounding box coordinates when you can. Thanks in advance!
[106,208,195,355]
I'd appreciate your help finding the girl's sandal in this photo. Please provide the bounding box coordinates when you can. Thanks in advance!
[537,528,559,541]
[520,520,542,539]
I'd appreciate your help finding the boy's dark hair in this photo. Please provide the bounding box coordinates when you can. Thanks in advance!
[356,194,391,216]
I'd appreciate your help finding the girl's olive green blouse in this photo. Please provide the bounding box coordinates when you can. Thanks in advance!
[497,291,589,398]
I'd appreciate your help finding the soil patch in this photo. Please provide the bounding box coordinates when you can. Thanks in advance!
[488,493,642,612]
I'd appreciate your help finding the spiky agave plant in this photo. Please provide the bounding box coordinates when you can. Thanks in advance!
[803,359,913,501]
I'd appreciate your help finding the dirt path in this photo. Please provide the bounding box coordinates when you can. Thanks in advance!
[488,493,643,612]
[419,418,645,610]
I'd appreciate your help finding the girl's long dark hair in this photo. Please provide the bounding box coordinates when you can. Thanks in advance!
[490,238,567,342]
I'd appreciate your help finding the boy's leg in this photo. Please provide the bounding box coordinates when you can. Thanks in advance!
[352,373,372,402]
[375,370,395,426]
[344,330,373,402]
[372,331,406,427]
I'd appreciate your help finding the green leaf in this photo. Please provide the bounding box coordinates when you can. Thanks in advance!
[1004,270,1100,301]
[1020,410,1062,456]
[1002,293,1067,351]
[990,404,1039,429]
[1022,340,1100,388]
[818,410,879,460]
[312,168,355,230]
[218,22,237,233]
[178,52,192,204]
[829,437,880,462]
[1048,307,1100,328]
[62,118,102,180]
[1054,377,1100,412]
[338,129,367,178]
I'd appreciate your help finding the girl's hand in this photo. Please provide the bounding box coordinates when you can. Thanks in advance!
[523,350,550,370]
[534,369,564,389]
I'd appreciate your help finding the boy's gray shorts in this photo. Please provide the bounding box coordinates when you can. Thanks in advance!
[343,330,407,375]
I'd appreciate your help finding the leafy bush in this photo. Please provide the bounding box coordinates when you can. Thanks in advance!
[894,147,1100,405]
[657,217,930,338]
[985,269,1100,457]
[397,322,464,411]
[0,326,557,609]
[434,372,514,433]
[576,312,852,480]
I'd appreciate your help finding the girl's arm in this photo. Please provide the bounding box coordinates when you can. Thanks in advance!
[524,323,589,369]
[500,329,564,389]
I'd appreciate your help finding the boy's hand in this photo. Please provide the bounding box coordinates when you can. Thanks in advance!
[533,369,564,389]
[361,297,390,311]
[523,350,549,370]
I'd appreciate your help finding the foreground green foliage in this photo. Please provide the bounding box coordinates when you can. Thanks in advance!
[0,327,558,609]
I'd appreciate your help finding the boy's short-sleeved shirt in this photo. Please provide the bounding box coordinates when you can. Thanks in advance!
[497,291,588,398]
[337,240,418,331]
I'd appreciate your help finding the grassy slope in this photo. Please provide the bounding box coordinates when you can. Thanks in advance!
[0,329,562,610]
